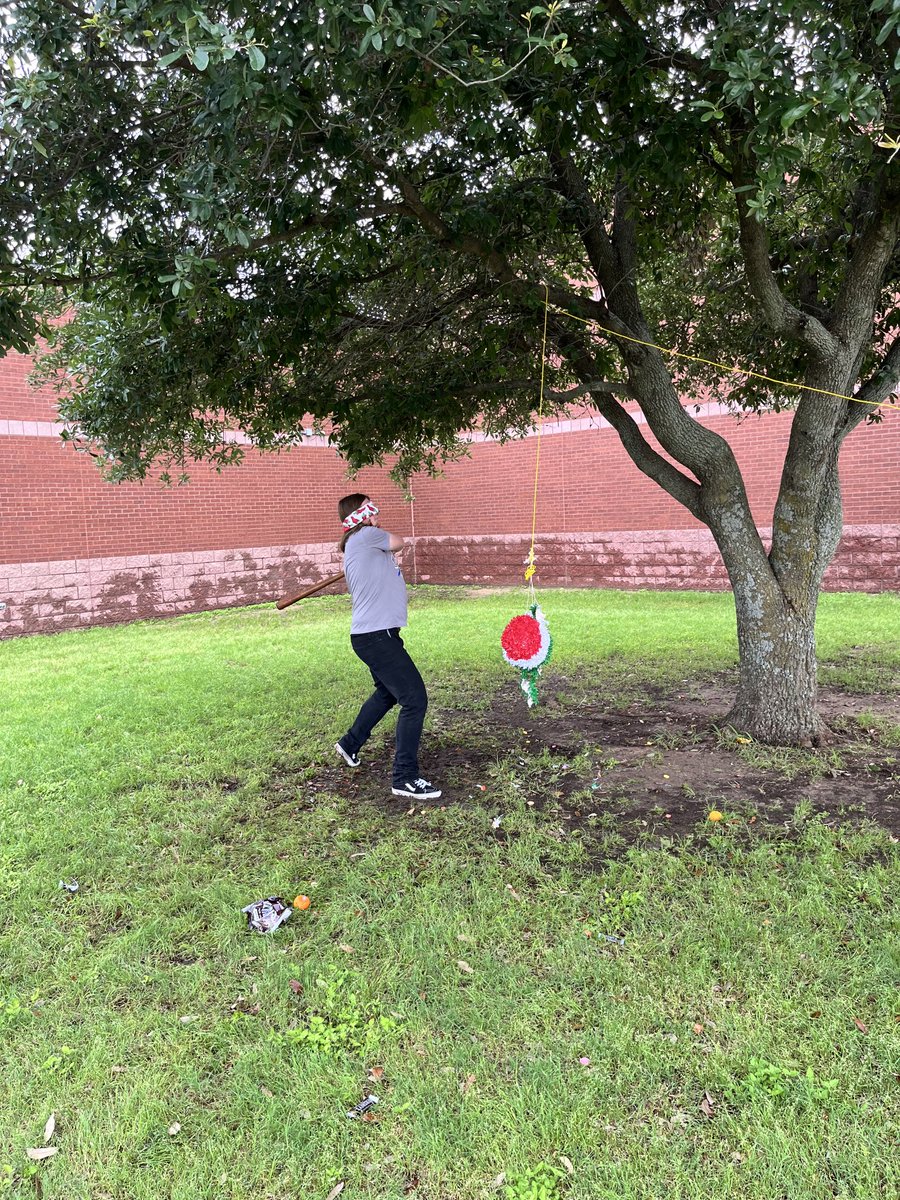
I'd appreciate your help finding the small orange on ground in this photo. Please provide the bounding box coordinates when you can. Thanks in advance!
[293,894,311,910]
[708,811,723,823]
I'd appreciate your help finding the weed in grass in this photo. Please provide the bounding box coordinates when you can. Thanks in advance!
[503,1162,567,1200]
[0,990,38,1029]
[599,889,644,932]
[274,970,400,1055]
[734,1058,839,1107]
[38,1045,75,1075]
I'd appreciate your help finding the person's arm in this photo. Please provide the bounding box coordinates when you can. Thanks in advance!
[386,531,404,552]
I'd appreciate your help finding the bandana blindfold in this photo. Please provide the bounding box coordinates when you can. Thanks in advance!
[342,500,380,531]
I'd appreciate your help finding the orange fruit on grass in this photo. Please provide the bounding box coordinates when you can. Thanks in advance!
[293,894,311,910]
[708,811,723,822]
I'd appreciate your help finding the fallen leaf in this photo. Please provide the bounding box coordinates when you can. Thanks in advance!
[559,1155,574,1175]
[289,979,303,995]
[491,1173,507,1190]
[111,1065,127,1074]
[26,1147,58,1161]
[853,1017,869,1034]
[459,1073,476,1095]
[338,943,355,954]
[179,1014,198,1024]
[505,883,522,900]
[692,1023,704,1035]
[456,959,474,974]
[259,1087,274,1098]
[43,1113,55,1143]
[809,1010,821,1019]
[167,1122,181,1136]
[368,1066,385,1081]
[325,1184,346,1200]
[700,1090,716,1118]
[731,1151,745,1165]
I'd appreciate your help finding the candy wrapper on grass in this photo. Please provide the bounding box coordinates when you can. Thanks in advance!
[242,896,293,934]
[500,604,552,707]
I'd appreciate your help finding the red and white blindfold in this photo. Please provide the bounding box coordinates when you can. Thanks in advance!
[342,500,379,531]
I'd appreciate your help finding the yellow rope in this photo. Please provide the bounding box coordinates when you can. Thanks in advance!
[554,307,900,412]
[524,285,551,587]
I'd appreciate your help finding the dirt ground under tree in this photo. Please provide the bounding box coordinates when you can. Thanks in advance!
[269,669,900,849]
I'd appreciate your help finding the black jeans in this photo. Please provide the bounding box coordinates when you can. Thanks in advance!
[340,628,428,786]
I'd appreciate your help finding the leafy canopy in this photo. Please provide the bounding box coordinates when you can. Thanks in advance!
[0,1,897,481]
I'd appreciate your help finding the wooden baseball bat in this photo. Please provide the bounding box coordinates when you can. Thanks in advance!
[276,571,345,610]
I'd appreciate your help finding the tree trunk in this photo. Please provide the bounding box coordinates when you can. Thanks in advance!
[725,581,827,746]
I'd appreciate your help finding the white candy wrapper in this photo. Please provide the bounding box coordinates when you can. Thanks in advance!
[242,896,293,934]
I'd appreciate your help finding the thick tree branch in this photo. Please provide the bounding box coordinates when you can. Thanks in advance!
[733,178,836,359]
[547,315,703,517]
[545,147,624,301]
[831,203,900,349]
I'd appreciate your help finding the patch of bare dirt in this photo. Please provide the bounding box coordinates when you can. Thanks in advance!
[265,671,900,849]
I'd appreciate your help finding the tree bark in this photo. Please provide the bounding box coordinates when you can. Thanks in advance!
[726,583,825,746]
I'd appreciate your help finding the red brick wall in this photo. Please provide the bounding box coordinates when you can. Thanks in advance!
[1,351,898,636]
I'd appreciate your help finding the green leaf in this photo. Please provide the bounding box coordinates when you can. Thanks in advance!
[247,45,265,71]
[780,102,814,131]
[158,48,186,68]
[192,46,209,71]
[362,4,377,22]
[372,31,383,51]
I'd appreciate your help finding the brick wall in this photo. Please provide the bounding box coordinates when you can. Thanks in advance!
[1,351,898,637]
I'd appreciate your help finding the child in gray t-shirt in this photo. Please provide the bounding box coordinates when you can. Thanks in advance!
[334,493,441,801]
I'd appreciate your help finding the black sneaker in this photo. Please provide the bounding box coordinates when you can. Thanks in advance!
[335,742,360,768]
[391,778,442,799]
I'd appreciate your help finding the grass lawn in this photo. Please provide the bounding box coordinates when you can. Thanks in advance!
[1,587,898,1200]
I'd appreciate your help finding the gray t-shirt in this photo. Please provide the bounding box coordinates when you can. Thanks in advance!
[344,525,408,635]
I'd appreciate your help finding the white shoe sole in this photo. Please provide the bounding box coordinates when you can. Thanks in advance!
[391,786,442,799]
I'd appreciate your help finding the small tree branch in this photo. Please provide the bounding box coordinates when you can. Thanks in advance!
[842,336,900,435]
[386,166,622,328]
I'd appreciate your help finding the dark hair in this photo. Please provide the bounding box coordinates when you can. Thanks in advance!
[338,493,371,552]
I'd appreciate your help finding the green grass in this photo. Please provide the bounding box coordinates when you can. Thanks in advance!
[1,588,898,1199]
